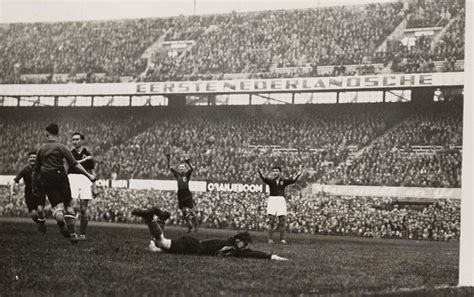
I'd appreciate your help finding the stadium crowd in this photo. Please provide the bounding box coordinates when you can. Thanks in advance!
[324,102,463,187]
[0,102,462,188]
[0,0,466,84]
[0,186,460,241]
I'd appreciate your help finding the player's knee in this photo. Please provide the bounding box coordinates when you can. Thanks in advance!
[80,208,88,218]
[53,209,65,221]
[64,206,75,219]
[30,210,38,222]
[267,215,276,226]
[37,205,44,212]
[182,208,190,218]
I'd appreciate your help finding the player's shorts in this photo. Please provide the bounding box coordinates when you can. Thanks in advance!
[168,236,201,255]
[40,168,72,208]
[177,189,194,210]
[25,190,46,212]
[267,196,287,217]
[68,173,93,200]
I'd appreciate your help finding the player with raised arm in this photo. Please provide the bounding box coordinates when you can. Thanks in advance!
[68,132,95,241]
[165,152,199,233]
[11,151,47,233]
[33,123,96,244]
[258,166,302,244]
[132,207,287,261]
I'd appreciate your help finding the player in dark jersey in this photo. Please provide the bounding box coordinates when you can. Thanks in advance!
[69,132,95,241]
[11,151,47,233]
[33,123,96,244]
[258,166,302,244]
[165,153,198,233]
[131,207,287,261]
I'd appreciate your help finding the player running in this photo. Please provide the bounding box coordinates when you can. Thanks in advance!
[132,207,287,260]
[33,123,96,244]
[165,152,199,233]
[68,132,95,241]
[258,166,302,244]
[11,151,47,233]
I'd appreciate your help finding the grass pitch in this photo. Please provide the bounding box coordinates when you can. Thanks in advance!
[0,218,472,297]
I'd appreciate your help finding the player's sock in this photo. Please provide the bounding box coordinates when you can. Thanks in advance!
[280,229,287,242]
[64,210,77,238]
[80,216,88,235]
[57,221,70,238]
[31,213,39,224]
[192,215,199,232]
[278,216,287,242]
[37,212,46,233]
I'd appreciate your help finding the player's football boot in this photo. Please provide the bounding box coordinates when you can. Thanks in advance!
[268,239,274,244]
[78,234,87,241]
[280,240,288,244]
[69,233,79,245]
[131,208,156,221]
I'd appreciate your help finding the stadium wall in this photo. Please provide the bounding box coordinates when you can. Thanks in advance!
[0,175,459,199]
[312,184,461,200]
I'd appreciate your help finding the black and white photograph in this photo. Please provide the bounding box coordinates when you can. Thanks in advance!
[0,0,473,295]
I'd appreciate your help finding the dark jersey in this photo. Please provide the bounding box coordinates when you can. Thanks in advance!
[34,140,78,173]
[69,147,94,174]
[171,168,192,191]
[259,172,298,197]
[14,165,34,190]
[168,236,272,259]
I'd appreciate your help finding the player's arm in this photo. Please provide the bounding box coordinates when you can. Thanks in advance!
[286,171,303,185]
[77,155,93,164]
[257,169,271,184]
[236,249,288,260]
[32,149,42,193]
[61,145,96,181]
[165,153,178,176]
[11,169,24,195]
[185,158,194,175]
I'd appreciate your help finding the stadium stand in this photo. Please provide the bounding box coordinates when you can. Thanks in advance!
[322,102,463,187]
[0,101,462,187]
[0,186,460,241]
[0,0,466,83]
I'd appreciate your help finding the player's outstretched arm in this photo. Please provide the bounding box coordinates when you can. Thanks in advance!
[74,163,96,182]
[185,158,194,173]
[271,254,288,261]
[258,169,271,184]
[293,171,303,182]
[165,152,172,170]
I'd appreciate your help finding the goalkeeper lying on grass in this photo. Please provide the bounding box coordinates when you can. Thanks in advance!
[132,207,288,261]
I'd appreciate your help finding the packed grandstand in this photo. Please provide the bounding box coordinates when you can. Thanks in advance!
[0,0,465,84]
[0,0,465,242]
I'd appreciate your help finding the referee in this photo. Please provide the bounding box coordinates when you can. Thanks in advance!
[33,123,96,243]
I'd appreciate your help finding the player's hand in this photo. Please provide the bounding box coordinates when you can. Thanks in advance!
[89,174,97,182]
[183,153,190,162]
[271,255,288,261]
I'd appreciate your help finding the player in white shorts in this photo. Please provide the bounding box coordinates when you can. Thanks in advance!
[69,132,95,241]
[258,166,302,244]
